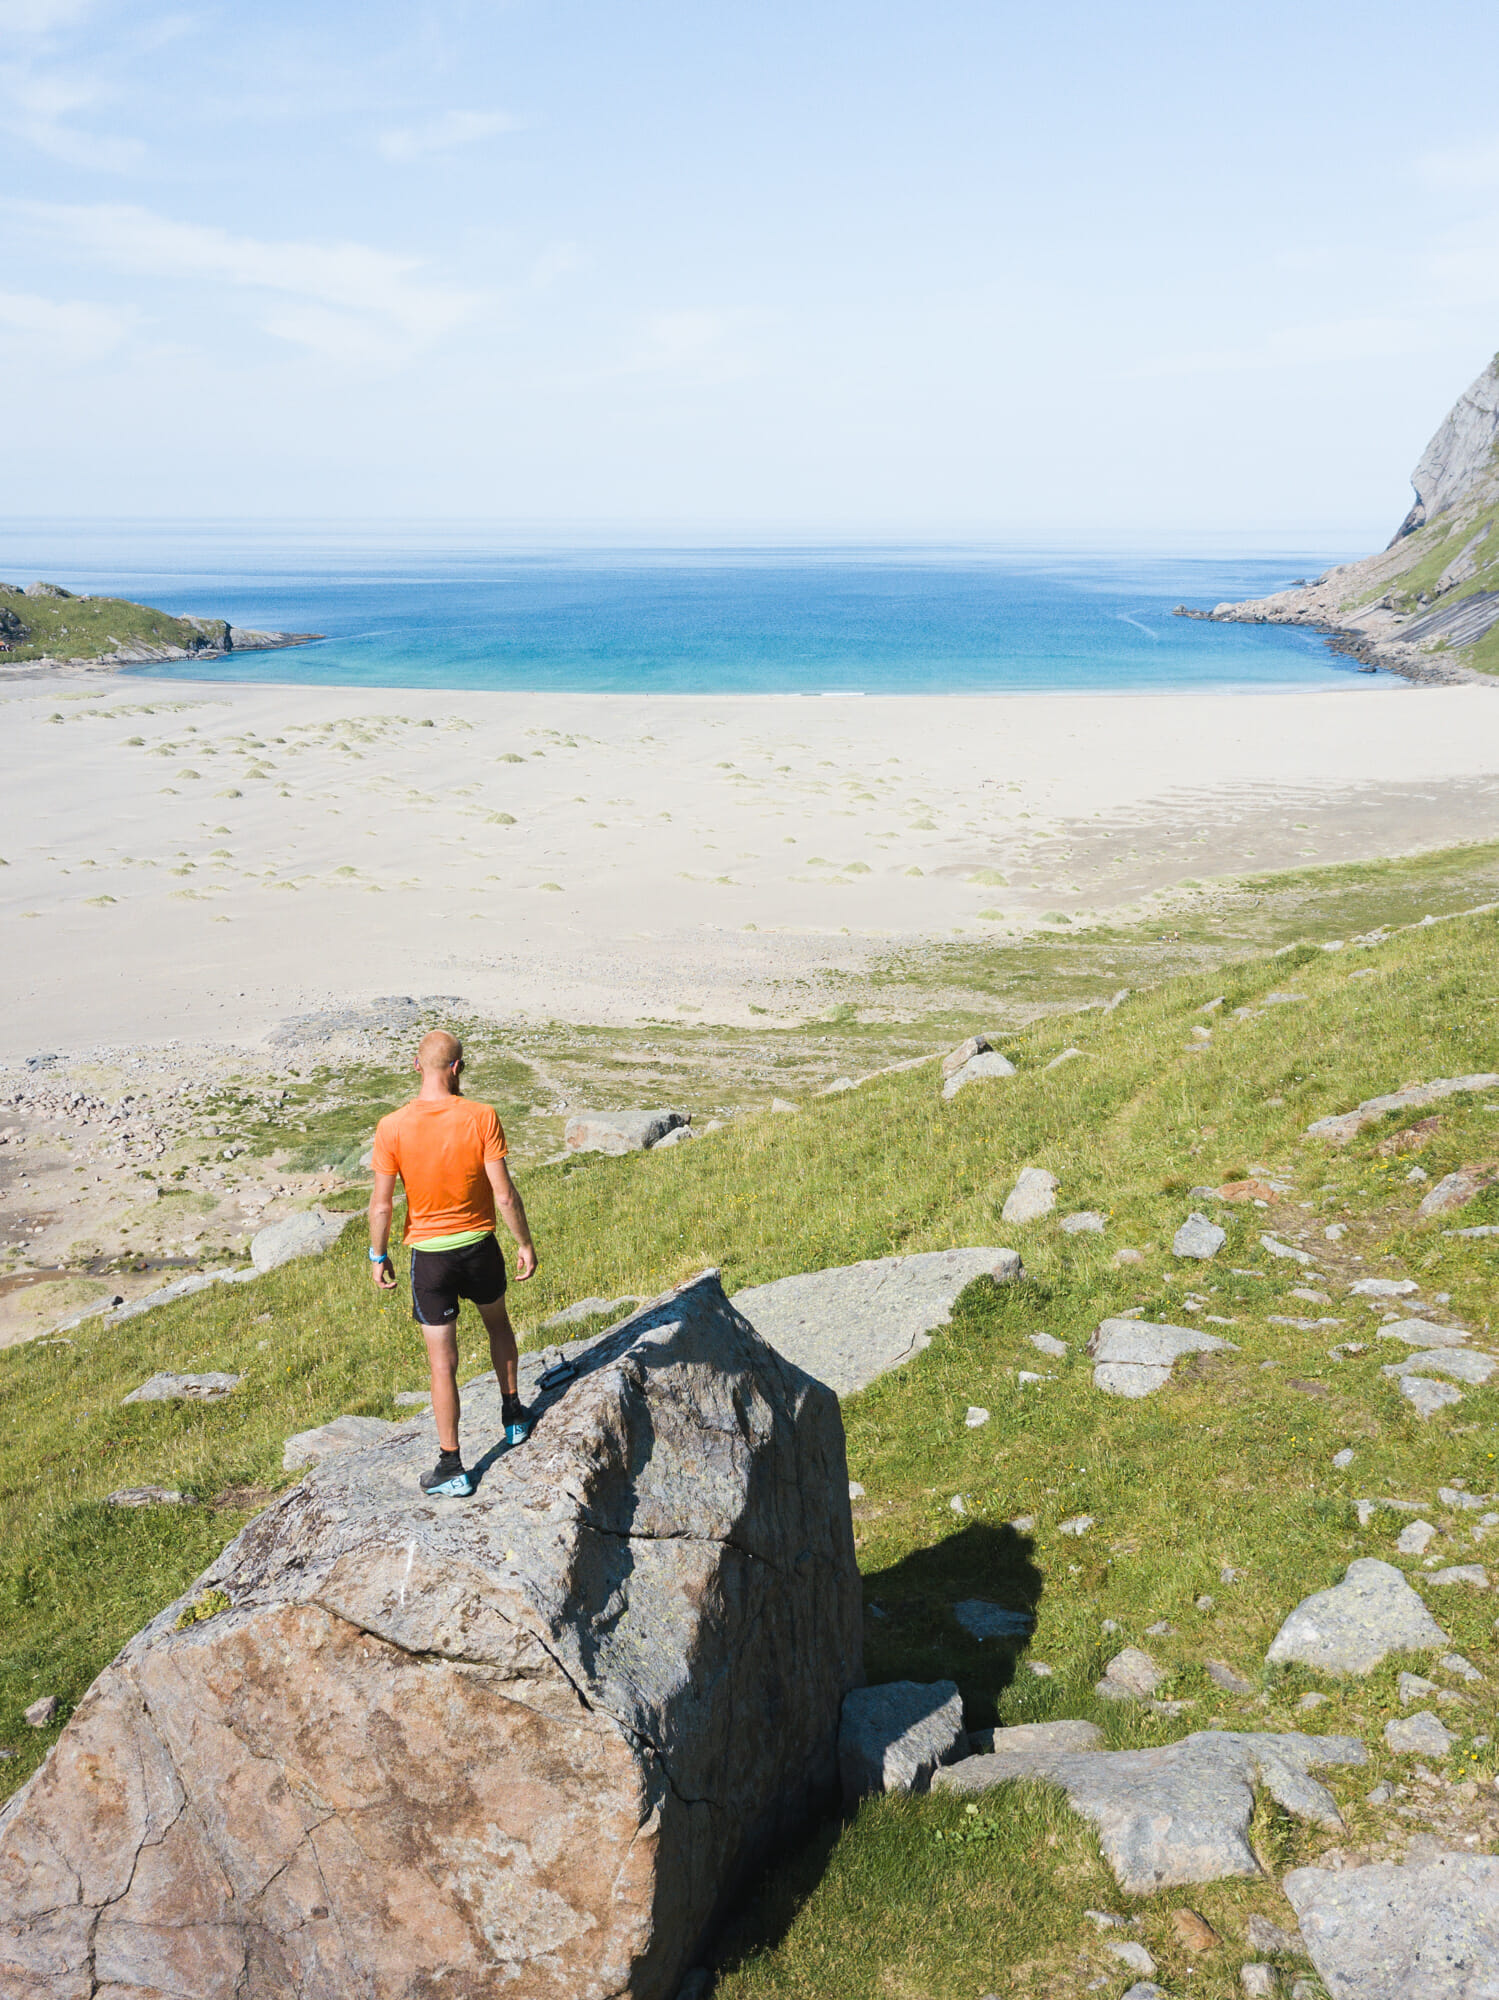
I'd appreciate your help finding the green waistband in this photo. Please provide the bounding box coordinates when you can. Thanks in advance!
[408,1228,493,1255]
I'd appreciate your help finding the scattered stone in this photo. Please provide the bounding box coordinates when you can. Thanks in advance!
[1146,1620,1176,1637]
[1120,1986,1167,2000]
[1400,1376,1466,1418]
[1261,1234,1314,1266]
[1376,1318,1471,1347]
[1245,1913,1302,1956]
[0,1272,862,2000]
[1087,1317,1237,1398]
[934,1729,1365,1892]
[949,1494,966,1515]
[1407,1165,1430,1183]
[1284,1848,1499,2000]
[968,1720,1103,1755]
[1029,1661,1054,1676]
[1385,1711,1455,1757]
[22,1696,58,1728]
[1240,1967,1278,1998]
[1219,1179,1282,1203]
[1172,1908,1220,1953]
[1206,1660,1254,1695]
[1030,1330,1068,1356]
[1349,1277,1420,1298]
[1396,1519,1437,1556]
[1059,1514,1094,1537]
[1355,1498,1426,1526]
[1084,1908,1126,1929]
[1010,1514,1036,1531]
[941,1050,1017,1099]
[1438,1486,1494,1510]
[1114,1246,1146,1266]
[848,1481,865,1500]
[393,1390,430,1407]
[1266,1559,1448,1674]
[1366,1781,1394,1804]
[564,1108,690,1153]
[1333,1448,1355,1468]
[652,1124,696,1148]
[1384,1348,1497,1387]
[1440,1652,1484,1681]
[1196,1594,1216,1611]
[282,1413,401,1472]
[1106,1940,1157,1975]
[1444,1223,1499,1239]
[952,1599,1035,1642]
[1398,1672,1439,1703]
[964,1405,990,1427]
[1305,1074,1499,1145]
[1427,1565,1489,1588]
[1045,1046,1084,1070]
[731,1246,1023,1398]
[1096,1647,1163,1702]
[1296,1692,1327,1712]
[122,1372,243,1405]
[941,1034,993,1078]
[1220,1566,1244,1583]
[105,1487,191,1508]
[1174,1212,1227,1260]
[1016,1369,1045,1385]
[1001,1166,1060,1224]
[838,1680,966,1805]
[249,1206,352,1273]
[1061,1209,1108,1234]
[1419,1167,1494,1217]
[543,1294,642,1328]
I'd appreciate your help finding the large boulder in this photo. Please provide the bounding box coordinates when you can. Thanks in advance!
[564,1110,689,1154]
[249,1206,352,1273]
[0,1273,861,2000]
[1284,1848,1499,2000]
[1266,1558,1448,1675]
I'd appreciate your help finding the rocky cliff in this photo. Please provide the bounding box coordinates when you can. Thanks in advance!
[0,581,320,669]
[1182,351,1499,682]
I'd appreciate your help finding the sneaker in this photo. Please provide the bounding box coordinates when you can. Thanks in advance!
[420,1456,474,1498]
[502,1401,532,1448]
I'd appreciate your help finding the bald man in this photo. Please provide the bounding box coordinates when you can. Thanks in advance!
[368,1030,538,1497]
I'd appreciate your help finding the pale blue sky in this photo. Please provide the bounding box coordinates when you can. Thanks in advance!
[5,0,1499,540]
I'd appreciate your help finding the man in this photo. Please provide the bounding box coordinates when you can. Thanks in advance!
[368,1029,538,1497]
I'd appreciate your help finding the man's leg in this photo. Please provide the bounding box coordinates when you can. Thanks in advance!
[476,1293,518,1397]
[421,1318,462,1454]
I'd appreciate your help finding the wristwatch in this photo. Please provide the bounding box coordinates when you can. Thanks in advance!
[368,1247,390,1263]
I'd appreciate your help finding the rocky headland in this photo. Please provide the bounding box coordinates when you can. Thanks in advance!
[1178,350,1499,685]
[0,580,319,672]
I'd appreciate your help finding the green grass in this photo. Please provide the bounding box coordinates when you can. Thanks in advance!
[0,582,228,662]
[4,902,1499,1991]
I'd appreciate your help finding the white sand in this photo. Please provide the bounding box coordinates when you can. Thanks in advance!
[4,673,1499,1058]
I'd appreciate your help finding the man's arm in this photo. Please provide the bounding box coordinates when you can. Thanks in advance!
[485,1157,537,1279]
[368,1171,398,1289]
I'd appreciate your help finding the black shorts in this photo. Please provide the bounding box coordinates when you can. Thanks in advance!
[410,1234,506,1325]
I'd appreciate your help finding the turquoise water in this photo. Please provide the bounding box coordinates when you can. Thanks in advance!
[0,523,1368,695]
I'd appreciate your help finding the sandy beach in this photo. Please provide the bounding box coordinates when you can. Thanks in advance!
[4,671,1499,1057]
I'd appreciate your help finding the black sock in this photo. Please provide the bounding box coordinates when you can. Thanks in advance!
[502,1393,524,1420]
[435,1447,463,1472]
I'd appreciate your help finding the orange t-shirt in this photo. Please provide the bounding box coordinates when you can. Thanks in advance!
[370,1096,508,1244]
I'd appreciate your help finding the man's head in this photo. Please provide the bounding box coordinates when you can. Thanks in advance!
[416,1029,463,1080]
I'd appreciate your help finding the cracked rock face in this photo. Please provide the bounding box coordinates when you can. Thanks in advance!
[0,1273,862,2000]
[932,1729,1365,1894]
[1284,1848,1499,1999]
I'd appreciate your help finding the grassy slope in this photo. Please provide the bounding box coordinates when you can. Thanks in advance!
[0,585,226,662]
[5,909,1499,1994]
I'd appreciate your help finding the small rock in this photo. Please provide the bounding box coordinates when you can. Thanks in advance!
[1016,1370,1044,1385]
[1028,1661,1053,1676]
[1366,1780,1394,1803]
[1245,1913,1301,1956]
[1220,1566,1244,1583]
[1398,1672,1439,1703]
[1061,1209,1107,1234]
[1001,1165,1060,1224]
[1045,1046,1084,1070]
[848,1481,865,1500]
[1102,1618,1121,1633]
[1106,1940,1157,1975]
[1438,1652,1483,1681]
[1426,1564,1489,1588]
[1172,1908,1220,1953]
[123,1372,242,1405]
[1349,1276,1420,1298]
[1406,1166,1429,1184]
[1376,1319,1472,1347]
[1120,1987,1167,2000]
[1029,1331,1068,1356]
[1113,1246,1146,1266]
[651,1125,695,1148]
[952,1599,1035,1642]
[1383,1348,1496,1386]
[565,1109,690,1153]
[1296,1692,1327,1712]
[1266,1559,1448,1674]
[964,1405,990,1428]
[1084,1908,1126,1929]
[105,1486,191,1507]
[949,1494,966,1515]
[1088,1317,1237,1398]
[1396,1519,1437,1556]
[1146,1620,1176,1637]
[1059,1514,1094,1537]
[1324,1222,1347,1240]
[1095,1646,1162,1702]
[942,1050,1016,1099]
[838,1680,967,1806]
[23,1696,58,1728]
[1197,1594,1216,1612]
[1333,1448,1355,1468]
[1418,1167,1493,1217]
[1261,1234,1314,1266]
[1399,1376,1465,1418]
[941,1034,993,1078]
[1009,1514,1036,1531]
[770,1098,799,1115]
[1206,1660,1253,1694]
[1385,1710,1455,1756]
[1240,1966,1278,1998]
[1174,1212,1227,1260]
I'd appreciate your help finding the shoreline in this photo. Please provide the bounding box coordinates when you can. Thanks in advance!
[1175,600,1492,688]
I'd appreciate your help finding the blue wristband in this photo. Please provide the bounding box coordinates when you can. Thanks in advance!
[369,1247,390,1263]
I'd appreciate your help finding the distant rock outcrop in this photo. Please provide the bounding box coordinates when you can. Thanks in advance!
[0,1273,862,2000]
[1179,350,1499,682]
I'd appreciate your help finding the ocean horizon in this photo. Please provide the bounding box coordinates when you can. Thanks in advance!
[0,522,1379,698]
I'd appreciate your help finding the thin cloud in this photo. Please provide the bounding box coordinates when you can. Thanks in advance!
[378,109,517,163]
[0,288,135,361]
[1123,315,1438,380]
[0,0,93,33]
[1417,137,1499,194]
[0,60,143,169]
[12,200,484,360]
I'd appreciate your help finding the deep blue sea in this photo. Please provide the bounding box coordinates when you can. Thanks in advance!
[0,522,1372,696]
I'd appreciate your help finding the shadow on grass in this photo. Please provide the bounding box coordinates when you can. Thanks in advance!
[861,1520,1044,1728]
